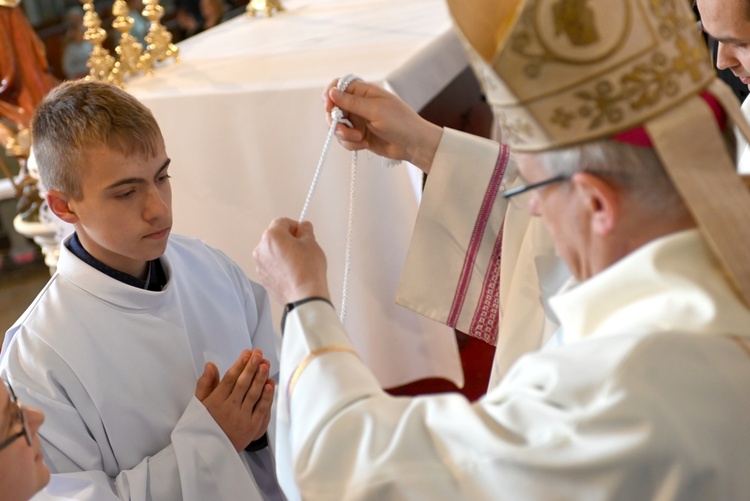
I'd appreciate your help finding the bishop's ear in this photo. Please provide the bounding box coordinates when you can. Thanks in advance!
[572,171,619,236]
[46,190,79,224]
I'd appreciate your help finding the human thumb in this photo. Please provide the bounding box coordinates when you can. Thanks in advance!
[295,220,315,238]
[195,362,219,401]
[329,87,360,115]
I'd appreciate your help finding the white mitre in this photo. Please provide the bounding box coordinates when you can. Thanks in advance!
[446,0,750,307]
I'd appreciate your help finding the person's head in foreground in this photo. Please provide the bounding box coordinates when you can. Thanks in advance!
[0,379,48,501]
[32,80,171,280]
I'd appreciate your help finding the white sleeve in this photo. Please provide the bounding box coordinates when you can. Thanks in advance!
[242,277,281,379]
[171,398,268,500]
[2,331,262,501]
[211,246,281,377]
[278,302,730,500]
[33,472,120,500]
[737,97,750,174]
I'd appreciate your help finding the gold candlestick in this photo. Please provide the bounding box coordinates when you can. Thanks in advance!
[246,0,284,17]
[81,0,115,82]
[111,0,144,82]
[142,0,179,69]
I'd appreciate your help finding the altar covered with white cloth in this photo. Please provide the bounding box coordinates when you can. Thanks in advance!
[125,0,474,388]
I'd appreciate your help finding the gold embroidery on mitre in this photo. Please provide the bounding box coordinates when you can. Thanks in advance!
[549,0,709,132]
[496,111,534,146]
[553,0,599,46]
[451,0,714,150]
[511,0,629,78]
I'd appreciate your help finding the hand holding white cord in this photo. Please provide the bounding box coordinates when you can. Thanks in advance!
[299,74,360,222]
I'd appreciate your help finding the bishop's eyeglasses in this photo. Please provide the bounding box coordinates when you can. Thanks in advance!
[501,173,571,208]
[0,380,31,452]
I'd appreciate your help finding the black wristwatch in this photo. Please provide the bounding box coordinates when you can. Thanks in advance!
[280,296,333,332]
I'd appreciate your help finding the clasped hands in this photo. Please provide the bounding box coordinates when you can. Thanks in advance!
[195,349,274,452]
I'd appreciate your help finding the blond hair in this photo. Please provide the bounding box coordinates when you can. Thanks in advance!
[32,80,164,199]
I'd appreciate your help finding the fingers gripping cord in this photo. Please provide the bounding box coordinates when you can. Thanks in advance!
[299,74,360,325]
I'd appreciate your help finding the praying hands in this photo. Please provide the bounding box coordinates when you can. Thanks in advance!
[195,349,275,451]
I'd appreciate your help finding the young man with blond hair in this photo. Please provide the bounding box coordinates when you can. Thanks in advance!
[1,80,282,501]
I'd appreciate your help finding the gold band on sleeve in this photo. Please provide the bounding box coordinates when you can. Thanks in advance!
[287,345,360,401]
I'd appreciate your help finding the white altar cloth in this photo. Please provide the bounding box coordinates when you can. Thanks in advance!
[125,0,468,388]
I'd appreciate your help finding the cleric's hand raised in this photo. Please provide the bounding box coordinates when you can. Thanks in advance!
[323,78,443,173]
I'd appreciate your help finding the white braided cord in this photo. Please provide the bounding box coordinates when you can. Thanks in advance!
[339,150,357,325]
[300,74,360,325]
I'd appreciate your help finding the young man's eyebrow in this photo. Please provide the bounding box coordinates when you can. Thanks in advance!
[699,21,749,44]
[156,159,171,175]
[104,158,172,190]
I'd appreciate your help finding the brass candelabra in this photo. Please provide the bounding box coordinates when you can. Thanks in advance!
[81,0,179,87]
[247,0,284,17]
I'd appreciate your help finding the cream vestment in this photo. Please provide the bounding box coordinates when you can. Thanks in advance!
[277,230,750,500]
[398,128,568,386]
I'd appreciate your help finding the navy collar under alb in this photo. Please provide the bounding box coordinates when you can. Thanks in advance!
[66,233,168,291]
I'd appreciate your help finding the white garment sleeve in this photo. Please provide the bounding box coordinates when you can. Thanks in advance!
[737,96,750,174]
[33,472,120,501]
[1,329,260,501]
[211,246,281,378]
[242,275,281,379]
[278,301,745,500]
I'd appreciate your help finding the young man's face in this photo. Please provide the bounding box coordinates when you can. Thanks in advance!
[65,142,173,278]
[697,0,750,89]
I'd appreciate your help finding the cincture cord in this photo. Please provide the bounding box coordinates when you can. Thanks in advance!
[299,74,360,326]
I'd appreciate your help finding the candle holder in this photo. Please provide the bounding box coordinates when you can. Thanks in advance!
[142,0,180,72]
[80,0,179,86]
[81,0,116,83]
[247,0,284,17]
[110,0,145,83]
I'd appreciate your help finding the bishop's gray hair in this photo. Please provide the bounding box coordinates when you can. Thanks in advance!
[533,126,736,218]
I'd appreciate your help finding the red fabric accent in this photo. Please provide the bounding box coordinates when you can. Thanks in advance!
[385,335,495,402]
[447,144,509,329]
[468,231,502,345]
[612,92,726,147]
